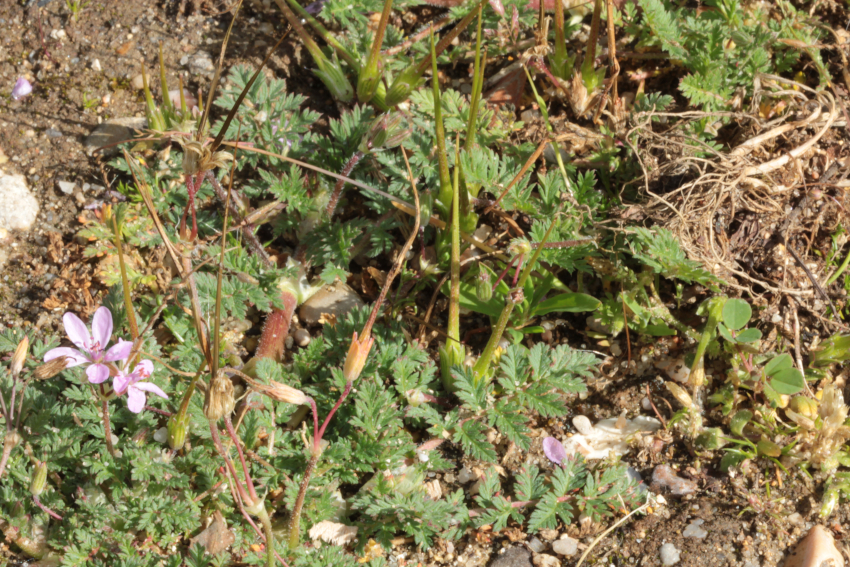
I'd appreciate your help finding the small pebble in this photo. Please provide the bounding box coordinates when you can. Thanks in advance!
[683,519,707,539]
[552,537,578,557]
[154,427,168,443]
[294,328,311,347]
[652,465,697,496]
[659,543,680,565]
[131,74,146,90]
[531,554,558,567]
[57,180,76,195]
[457,466,475,484]
[527,538,545,553]
[46,128,62,138]
[641,397,652,411]
[284,335,294,350]
[91,58,102,71]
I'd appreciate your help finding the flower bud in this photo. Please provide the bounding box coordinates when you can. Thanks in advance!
[665,382,693,408]
[789,395,818,418]
[820,484,839,518]
[263,381,309,405]
[343,331,374,383]
[385,67,421,108]
[359,112,411,154]
[167,411,190,451]
[204,371,236,422]
[29,461,48,497]
[314,52,354,103]
[476,270,493,302]
[356,57,384,104]
[11,336,29,378]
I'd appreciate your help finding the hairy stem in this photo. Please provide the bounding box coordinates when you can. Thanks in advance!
[325,151,364,219]
[0,431,17,480]
[287,451,319,550]
[256,290,299,361]
[33,496,63,521]
[101,399,117,458]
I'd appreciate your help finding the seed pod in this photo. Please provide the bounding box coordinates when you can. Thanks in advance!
[34,357,68,380]
[29,461,48,497]
[11,336,29,378]
[167,411,191,451]
[476,270,492,302]
[204,371,236,422]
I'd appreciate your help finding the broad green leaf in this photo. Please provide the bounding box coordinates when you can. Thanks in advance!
[769,368,805,395]
[643,323,676,336]
[534,293,601,316]
[730,409,752,436]
[722,298,751,330]
[764,353,793,377]
[735,328,762,343]
[718,323,736,343]
[455,281,503,318]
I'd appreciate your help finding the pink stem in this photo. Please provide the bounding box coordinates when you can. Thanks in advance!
[33,496,62,521]
[316,381,353,450]
[225,416,258,504]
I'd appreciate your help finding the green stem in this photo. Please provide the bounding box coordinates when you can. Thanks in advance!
[111,212,140,362]
[101,399,117,458]
[473,219,559,380]
[287,452,319,550]
[826,243,850,285]
[257,508,276,567]
[463,3,485,152]
[432,31,452,212]
[282,0,359,68]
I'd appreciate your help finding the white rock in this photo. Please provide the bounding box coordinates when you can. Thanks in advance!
[683,519,707,539]
[56,180,76,195]
[188,51,215,74]
[654,356,691,383]
[572,415,594,436]
[659,543,680,565]
[532,554,559,567]
[552,536,578,556]
[0,173,39,231]
[50,29,67,40]
[299,281,364,325]
[457,466,475,484]
[91,58,102,71]
[131,73,146,90]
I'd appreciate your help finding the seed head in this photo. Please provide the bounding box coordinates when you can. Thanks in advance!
[11,336,29,378]
[343,331,374,383]
[204,371,236,422]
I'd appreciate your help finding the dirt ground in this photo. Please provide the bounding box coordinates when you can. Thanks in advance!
[0,1,848,566]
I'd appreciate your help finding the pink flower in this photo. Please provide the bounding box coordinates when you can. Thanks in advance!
[542,436,567,465]
[43,307,132,384]
[11,77,33,101]
[113,359,168,413]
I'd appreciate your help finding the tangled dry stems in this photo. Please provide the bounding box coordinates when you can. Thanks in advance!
[627,75,846,310]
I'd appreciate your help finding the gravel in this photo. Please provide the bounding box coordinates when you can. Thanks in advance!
[660,543,681,565]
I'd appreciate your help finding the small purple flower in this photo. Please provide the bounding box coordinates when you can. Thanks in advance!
[43,307,132,384]
[11,77,33,101]
[542,436,567,465]
[113,359,168,413]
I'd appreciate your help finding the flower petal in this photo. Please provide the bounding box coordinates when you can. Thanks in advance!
[105,339,133,363]
[113,372,131,395]
[11,77,33,100]
[86,363,110,384]
[63,312,91,351]
[127,386,146,413]
[43,347,89,367]
[542,437,567,465]
[91,306,113,349]
[133,382,168,400]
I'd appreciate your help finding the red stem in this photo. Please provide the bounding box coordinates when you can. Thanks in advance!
[315,381,352,451]
[33,496,62,521]
[225,416,259,504]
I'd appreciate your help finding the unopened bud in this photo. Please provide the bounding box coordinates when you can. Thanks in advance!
[264,381,309,405]
[476,270,492,302]
[29,461,48,497]
[11,336,29,378]
[385,67,421,108]
[665,382,693,408]
[167,412,190,451]
[343,331,374,383]
[204,371,236,421]
[789,395,818,418]
[406,389,427,407]
[356,57,384,104]
[360,112,411,153]
[314,52,354,103]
